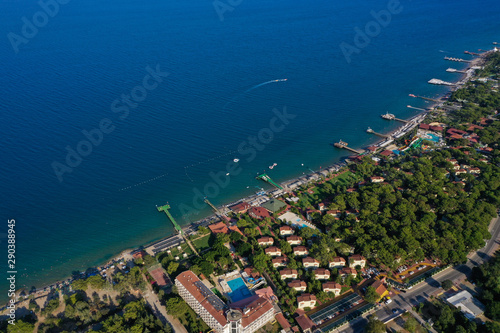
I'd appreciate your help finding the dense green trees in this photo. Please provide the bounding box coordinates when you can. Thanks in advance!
[364,315,386,333]
[403,316,418,332]
[472,253,500,321]
[363,286,379,304]
[441,279,453,290]
[164,296,209,333]
[307,149,500,270]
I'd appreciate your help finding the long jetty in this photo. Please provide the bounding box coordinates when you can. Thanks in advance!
[407,105,427,112]
[157,204,199,256]
[381,114,408,123]
[409,94,440,103]
[444,56,471,63]
[366,127,390,138]
[333,140,363,154]
[204,198,229,221]
[446,68,467,74]
[256,173,283,189]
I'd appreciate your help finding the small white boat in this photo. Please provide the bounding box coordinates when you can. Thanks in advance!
[233,158,240,163]
[226,173,230,176]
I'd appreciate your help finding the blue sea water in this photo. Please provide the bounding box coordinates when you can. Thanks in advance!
[0,0,499,300]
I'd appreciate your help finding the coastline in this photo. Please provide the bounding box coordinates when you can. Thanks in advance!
[9,50,493,305]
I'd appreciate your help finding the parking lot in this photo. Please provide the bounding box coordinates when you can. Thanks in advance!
[309,293,363,325]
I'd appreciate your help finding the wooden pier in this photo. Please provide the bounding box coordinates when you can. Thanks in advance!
[382,116,408,123]
[204,198,229,221]
[333,140,363,154]
[444,56,471,63]
[256,173,283,190]
[366,127,389,138]
[410,94,440,102]
[157,204,199,256]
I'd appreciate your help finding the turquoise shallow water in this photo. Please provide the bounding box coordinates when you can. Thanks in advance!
[0,0,499,300]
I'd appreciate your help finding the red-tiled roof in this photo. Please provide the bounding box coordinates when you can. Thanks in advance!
[272,256,288,265]
[275,312,291,330]
[430,125,443,132]
[288,280,307,289]
[330,257,346,264]
[228,201,251,213]
[280,269,298,276]
[349,254,366,261]
[229,225,244,236]
[302,257,319,264]
[371,279,387,297]
[230,295,274,328]
[296,315,315,331]
[297,294,317,303]
[380,150,393,156]
[248,206,270,220]
[314,268,330,277]
[339,267,357,275]
[419,123,430,130]
[209,222,229,234]
[255,287,276,302]
[258,236,274,244]
[286,235,302,242]
[243,267,261,279]
[293,246,308,253]
[447,128,467,135]
[322,282,341,290]
[280,225,293,231]
[176,271,227,327]
[265,247,281,254]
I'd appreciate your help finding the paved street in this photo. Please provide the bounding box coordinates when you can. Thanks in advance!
[337,216,500,333]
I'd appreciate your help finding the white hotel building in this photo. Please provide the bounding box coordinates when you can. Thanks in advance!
[176,271,275,333]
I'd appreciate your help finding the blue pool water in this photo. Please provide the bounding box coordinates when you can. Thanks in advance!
[427,133,441,142]
[227,277,252,302]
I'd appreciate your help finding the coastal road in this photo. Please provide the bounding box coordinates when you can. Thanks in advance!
[141,272,188,333]
[337,216,500,333]
[143,289,188,333]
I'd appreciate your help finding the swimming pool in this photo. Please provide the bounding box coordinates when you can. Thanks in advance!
[426,133,440,142]
[227,277,252,302]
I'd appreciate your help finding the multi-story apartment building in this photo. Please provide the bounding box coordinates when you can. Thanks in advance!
[176,271,275,333]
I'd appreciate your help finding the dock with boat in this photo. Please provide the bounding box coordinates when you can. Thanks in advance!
[381,112,408,123]
[333,140,364,154]
[428,78,455,86]
[256,173,283,189]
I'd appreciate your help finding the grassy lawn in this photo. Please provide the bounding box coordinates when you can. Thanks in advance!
[169,242,194,258]
[212,288,223,298]
[192,234,211,251]
[329,171,357,185]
